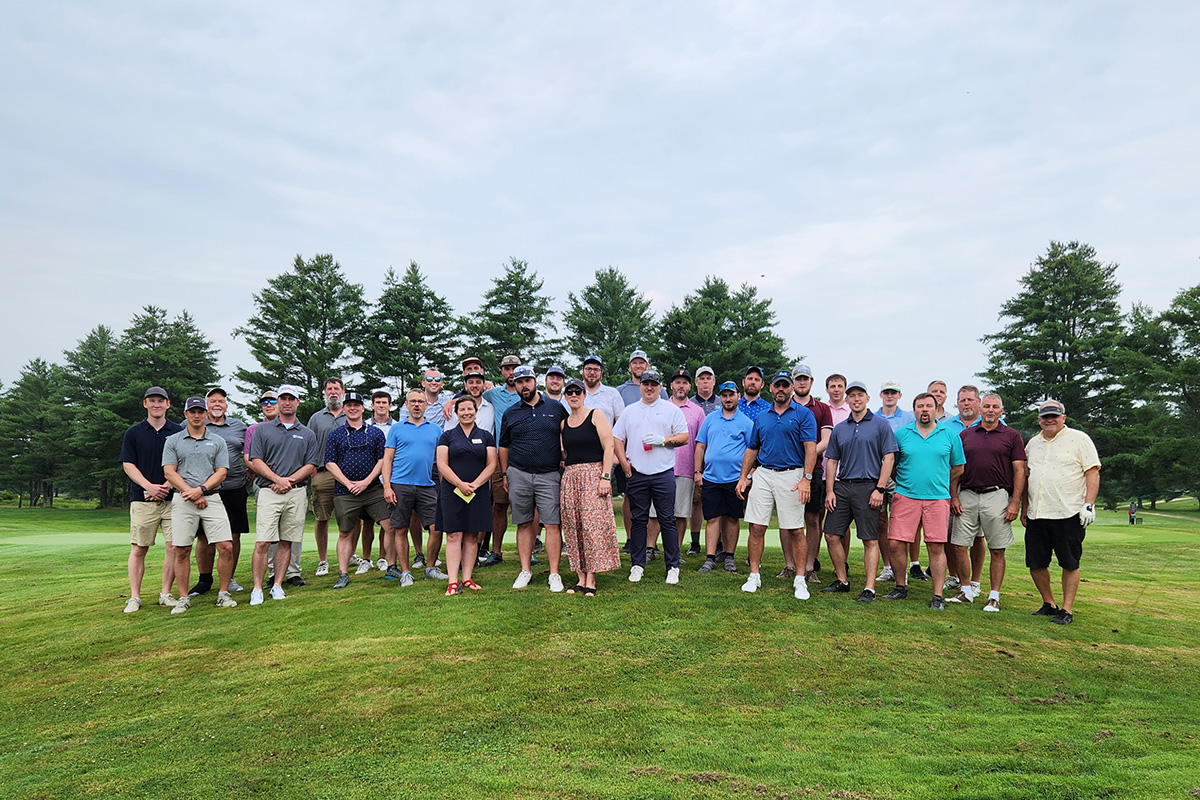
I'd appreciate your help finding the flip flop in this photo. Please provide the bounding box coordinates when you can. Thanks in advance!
[446,582,460,596]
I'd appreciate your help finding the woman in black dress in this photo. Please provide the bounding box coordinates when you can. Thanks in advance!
[436,395,497,595]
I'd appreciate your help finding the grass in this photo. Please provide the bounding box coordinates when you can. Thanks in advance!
[1,507,1198,799]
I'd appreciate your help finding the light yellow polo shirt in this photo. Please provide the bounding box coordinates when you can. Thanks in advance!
[1025,426,1100,519]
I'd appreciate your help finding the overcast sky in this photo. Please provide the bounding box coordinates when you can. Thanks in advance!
[4,2,1197,410]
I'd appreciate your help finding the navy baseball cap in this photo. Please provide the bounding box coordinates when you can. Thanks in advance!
[745,365,764,377]
[770,370,792,386]
[583,353,603,367]
[546,364,566,377]
[184,396,207,411]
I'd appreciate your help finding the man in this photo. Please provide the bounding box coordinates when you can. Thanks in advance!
[1021,399,1100,626]
[248,385,320,605]
[617,349,666,407]
[790,364,834,584]
[306,377,346,580]
[825,374,851,426]
[692,366,719,415]
[873,380,914,582]
[737,366,771,421]
[947,393,1026,610]
[483,355,523,561]
[120,386,183,613]
[500,366,569,590]
[422,368,448,422]
[360,389,396,573]
[821,381,898,602]
[941,385,986,596]
[325,392,392,589]
[615,349,665,552]
[188,387,249,597]
[693,381,753,573]
[381,388,444,586]
[877,380,915,430]
[658,369,706,556]
[580,354,623,425]
[243,390,279,470]
[543,365,567,406]
[613,369,689,585]
[928,380,950,421]
[885,393,965,609]
[163,397,236,614]
[736,371,817,600]
[902,381,950,582]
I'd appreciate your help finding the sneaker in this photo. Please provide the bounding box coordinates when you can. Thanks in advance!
[856,588,875,603]
[171,596,191,615]
[513,570,533,589]
[158,592,176,606]
[909,564,928,581]
[215,591,237,608]
[723,556,738,573]
[820,580,850,594]
[533,538,544,555]
[621,541,633,554]
[686,542,701,556]
[482,551,504,567]
[250,588,264,606]
[776,566,796,580]
[647,546,660,561]
[425,566,449,580]
[793,575,810,600]
[412,553,426,570]
[315,560,329,577]
[741,573,761,593]
[945,590,974,604]
[805,569,822,585]
[333,573,350,589]
[269,585,287,601]
[548,573,564,593]
[877,566,894,581]
[355,559,371,575]
[1051,609,1074,625]
[930,595,946,611]
[983,598,1000,612]
[882,586,909,600]
[348,554,362,567]
[384,565,402,580]
[1031,602,1059,616]
[665,567,680,585]
[228,578,244,592]
[530,553,540,565]
[944,576,961,593]
[376,558,388,572]
[697,557,716,573]
[285,576,306,587]
[400,571,414,587]
[123,597,141,614]
[187,581,212,597]
[629,565,644,583]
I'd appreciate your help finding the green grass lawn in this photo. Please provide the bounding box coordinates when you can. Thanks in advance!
[1,507,1198,800]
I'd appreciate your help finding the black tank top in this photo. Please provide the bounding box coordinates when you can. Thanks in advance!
[562,410,605,466]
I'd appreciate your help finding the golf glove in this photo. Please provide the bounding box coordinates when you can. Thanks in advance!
[641,433,666,447]
[1079,503,1096,527]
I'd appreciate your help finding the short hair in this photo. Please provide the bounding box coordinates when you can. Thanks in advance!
[324,376,345,390]
[406,388,425,400]
[454,395,478,411]
[927,380,947,391]
[912,392,937,409]
[372,390,391,401]
[957,384,980,399]
[982,392,1004,407]
[423,368,442,377]
[826,374,847,388]
[205,388,227,399]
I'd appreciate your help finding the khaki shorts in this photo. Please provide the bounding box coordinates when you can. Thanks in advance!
[171,494,233,548]
[310,469,336,521]
[130,500,173,547]
[256,486,308,543]
[491,471,509,505]
[744,467,805,529]
[950,488,1015,549]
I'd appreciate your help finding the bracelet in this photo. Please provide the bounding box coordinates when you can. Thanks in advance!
[600,473,611,480]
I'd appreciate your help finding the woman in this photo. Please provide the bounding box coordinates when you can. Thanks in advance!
[436,395,497,595]
[559,378,620,595]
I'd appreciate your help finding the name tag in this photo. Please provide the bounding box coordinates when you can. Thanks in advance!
[471,438,483,444]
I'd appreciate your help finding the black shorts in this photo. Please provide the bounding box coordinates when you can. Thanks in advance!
[701,481,746,521]
[611,469,627,498]
[1025,516,1085,571]
[198,485,250,537]
[823,481,880,541]
[804,467,825,515]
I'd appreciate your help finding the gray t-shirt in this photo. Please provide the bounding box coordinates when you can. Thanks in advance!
[206,418,248,490]
[249,419,320,488]
[162,429,230,488]
[307,408,346,466]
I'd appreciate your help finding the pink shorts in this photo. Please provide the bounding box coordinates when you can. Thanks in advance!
[888,494,950,544]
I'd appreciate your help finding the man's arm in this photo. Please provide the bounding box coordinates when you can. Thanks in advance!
[735,448,759,499]
[1006,460,1026,521]
[498,446,510,486]
[122,462,169,501]
[693,442,707,486]
[1084,466,1099,505]
[949,464,964,515]
[613,437,632,477]
[869,452,894,509]
[381,447,397,503]
[824,457,839,512]
[814,426,831,458]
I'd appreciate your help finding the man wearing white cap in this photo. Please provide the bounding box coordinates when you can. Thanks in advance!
[873,380,913,582]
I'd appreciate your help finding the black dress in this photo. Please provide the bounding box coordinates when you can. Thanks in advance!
[438,425,495,533]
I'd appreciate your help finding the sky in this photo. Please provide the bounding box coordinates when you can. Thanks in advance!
[4,2,1198,411]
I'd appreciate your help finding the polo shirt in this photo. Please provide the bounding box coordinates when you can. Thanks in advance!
[326,422,387,495]
[244,420,266,455]
[384,417,442,486]
[942,414,982,434]
[796,395,834,434]
[960,424,1027,493]
[617,379,667,407]
[248,419,320,488]
[696,409,754,484]
[483,386,521,440]
[1025,426,1101,519]
[671,398,708,478]
[613,398,688,474]
[827,403,851,427]
[738,395,772,421]
[499,394,569,474]
[119,418,184,501]
[876,407,915,431]
[748,403,817,470]
[366,415,395,437]
[162,428,230,488]
[824,410,899,481]
[893,422,966,500]
[693,393,719,416]
[583,384,624,424]
[206,418,248,489]
[307,408,346,466]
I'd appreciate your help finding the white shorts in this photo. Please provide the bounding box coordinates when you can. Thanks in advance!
[744,467,805,529]
[171,494,233,547]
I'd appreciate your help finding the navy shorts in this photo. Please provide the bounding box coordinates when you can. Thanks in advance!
[701,481,746,521]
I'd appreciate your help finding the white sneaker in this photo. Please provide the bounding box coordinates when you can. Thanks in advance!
[315,560,329,577]
[629,565,644,583]
[355,559,371,575]
[269,585,287,601]
[348,554,362,567]
[215,591,237,608]
[513,570,533,589]
[123,597,141,614]
[158,592,176,606]
[741,573,762,593]
[171,597,191,615]
[376,558,388,572]
[250,588,264,606]
[548,573,564,592]
[877,566,894,581]
[983,598,1001,612]
[228,578,244,592]
[400,571,415,587]
[793,575,810,600]
[665,567,680,585]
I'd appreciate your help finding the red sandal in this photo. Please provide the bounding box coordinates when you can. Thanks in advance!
[462,579,482,591]
[446,582,460,596]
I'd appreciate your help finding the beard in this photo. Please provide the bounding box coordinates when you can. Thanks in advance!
[326,396,343,411]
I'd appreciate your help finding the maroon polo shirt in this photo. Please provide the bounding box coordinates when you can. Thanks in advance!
[959,424,1027,493]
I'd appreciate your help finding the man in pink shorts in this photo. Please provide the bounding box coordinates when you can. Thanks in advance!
[883,392,965,609]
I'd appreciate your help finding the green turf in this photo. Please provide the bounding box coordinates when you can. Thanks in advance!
[1,507,1198,799]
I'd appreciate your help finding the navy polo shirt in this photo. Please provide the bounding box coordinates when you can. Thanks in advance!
[824,410,899,481]
[119,418,184,501]
[499,394,569,474]
[748,403,817,470]
[326,422,387,496]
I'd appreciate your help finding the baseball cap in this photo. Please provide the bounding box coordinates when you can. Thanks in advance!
[791,364,813,379]
[628,349,649,363]
[669,368,692,383]
[276,384,303,398]
[463,370,485,381]
[717,381,738,394]
[696,365,715,378]
[745,365,764,378]
[583,353,603,367]
[144,386,169,399]
[546,364,566,377]
[206,386,228,398]
[564,378,585,392]
[461,355,483,369]
[880,380,902,392]
[500,355,522,367]
[1039,399,1066,417]
[846,380,869,394]
[184,396,207,411]
[770,370,792,386]
[342,391,365,405]
[513,365,536,380]
[640,369,662,385]
[260,390,277,402]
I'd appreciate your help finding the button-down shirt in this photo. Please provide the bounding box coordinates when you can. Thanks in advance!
[326,422,387,496]
[1025,426,1100,519]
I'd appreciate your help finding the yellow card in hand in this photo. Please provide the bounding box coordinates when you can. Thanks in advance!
[454,487,475,502]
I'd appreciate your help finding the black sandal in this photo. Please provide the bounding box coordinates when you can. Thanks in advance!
[566,583,583,594]
[583,586,597,596]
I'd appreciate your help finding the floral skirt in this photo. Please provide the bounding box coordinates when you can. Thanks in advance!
[560,463,620,574]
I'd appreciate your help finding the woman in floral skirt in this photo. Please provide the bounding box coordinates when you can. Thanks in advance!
[559,378,620,595]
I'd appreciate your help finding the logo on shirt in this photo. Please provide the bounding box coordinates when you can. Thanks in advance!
[291,434,305,440]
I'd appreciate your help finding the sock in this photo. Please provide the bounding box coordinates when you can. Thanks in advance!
[989,590,1000,601]
[910,560,920,567]
[690,531,701,545]
[970,580,981,591]
[199,572,213,585]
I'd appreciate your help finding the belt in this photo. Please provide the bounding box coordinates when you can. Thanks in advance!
[839,478,876,484]
[758,465,802,472]
[962,485,1005,494]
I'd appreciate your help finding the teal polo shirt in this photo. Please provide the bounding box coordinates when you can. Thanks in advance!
[893,422,966,500]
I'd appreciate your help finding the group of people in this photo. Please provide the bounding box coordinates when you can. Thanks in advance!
[120,349,1100,626]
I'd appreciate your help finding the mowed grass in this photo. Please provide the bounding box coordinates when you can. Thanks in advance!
[1,507,1198,800]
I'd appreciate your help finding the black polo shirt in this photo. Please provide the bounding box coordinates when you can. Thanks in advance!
[498,394,568,474]
[119,418,184,501]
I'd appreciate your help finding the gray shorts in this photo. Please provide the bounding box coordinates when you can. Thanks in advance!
[951,487,1016,549]
[507,466,561,526]
[388,483,438,530]
[823,481,880,541]
[334,483,391,531]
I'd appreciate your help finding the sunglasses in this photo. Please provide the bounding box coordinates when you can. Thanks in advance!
[564,388,584,396]
[261,399,278,405]
[424,376,443,382]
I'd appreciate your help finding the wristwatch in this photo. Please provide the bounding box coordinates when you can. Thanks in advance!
[872,486,886,494]
[802,473,813,480]
[600,473,611,480]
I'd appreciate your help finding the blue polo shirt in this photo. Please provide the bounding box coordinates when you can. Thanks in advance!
[748,403,817,470]
[941,414,982,434]
[696,409,754,484]
[499,394,569,474]
[384,417,443,486]
[738,395,771,421]
[876,407,915,431]
[483,386,521,440]
[119,418,184,501]
[893,422,966,500]
[325,422,387,496]
[825,410,898,481]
